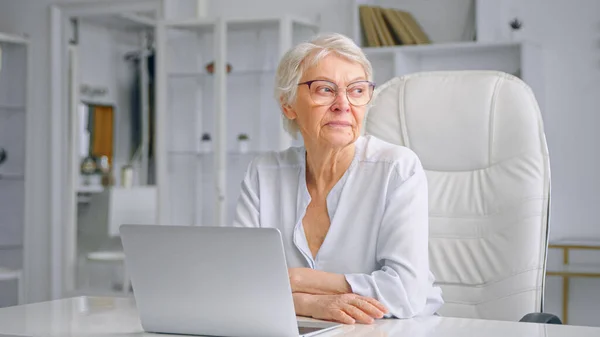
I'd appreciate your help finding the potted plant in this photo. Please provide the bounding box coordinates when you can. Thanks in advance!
[201,132,212,153]
[508,17,523,41]
[237,133,249,153]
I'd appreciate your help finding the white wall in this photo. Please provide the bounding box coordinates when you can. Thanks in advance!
[498,0,600,326]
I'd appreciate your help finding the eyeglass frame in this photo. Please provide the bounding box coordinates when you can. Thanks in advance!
[297,79,376,107]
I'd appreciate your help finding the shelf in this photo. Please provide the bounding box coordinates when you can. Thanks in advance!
[0,33,28,45]
[168,69,276,79]
[83,13,156,31]
[168,150,262,158]
[0,173,24,181]
[117,13,156,28]
[550,238,600,248]
[547,263,600,277]
[363,41,522,57]
[226,16,319,32]
[228,17,279,32]
[164,16,318,33]
[165,18,216,32]
[77,185,104,194]
[0,105,26,113]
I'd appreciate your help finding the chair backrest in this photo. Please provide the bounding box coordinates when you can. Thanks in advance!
[364,71,550,321]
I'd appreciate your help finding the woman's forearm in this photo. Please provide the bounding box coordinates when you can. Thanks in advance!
[290,268,352,295]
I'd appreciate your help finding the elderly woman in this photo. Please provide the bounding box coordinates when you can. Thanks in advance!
[233,33,443,324]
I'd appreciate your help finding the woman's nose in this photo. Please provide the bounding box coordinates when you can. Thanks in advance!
[330,91,351,113]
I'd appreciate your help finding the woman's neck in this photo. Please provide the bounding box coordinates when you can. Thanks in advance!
[305,142,355,197]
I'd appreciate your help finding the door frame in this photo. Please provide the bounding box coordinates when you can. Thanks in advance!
[48,0,162,300]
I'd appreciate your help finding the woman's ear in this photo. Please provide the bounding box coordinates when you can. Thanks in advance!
[281,98,297,121]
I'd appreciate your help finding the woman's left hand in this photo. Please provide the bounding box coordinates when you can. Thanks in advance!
[289,268,352,295]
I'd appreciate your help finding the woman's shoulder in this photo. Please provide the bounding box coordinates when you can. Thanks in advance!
[247,146,305,171]
[356,135,424,184]
[357,135,421,169]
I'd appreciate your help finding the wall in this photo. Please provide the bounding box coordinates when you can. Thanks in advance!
[497,0,600,326]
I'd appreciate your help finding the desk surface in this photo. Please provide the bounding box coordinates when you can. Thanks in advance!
[0,296,599,337]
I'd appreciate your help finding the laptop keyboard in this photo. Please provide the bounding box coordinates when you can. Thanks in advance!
[298,326,325,335]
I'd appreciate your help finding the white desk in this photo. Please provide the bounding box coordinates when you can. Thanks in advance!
[0,297,599,337]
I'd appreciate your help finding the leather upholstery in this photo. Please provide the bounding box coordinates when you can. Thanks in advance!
[364,71,550,321]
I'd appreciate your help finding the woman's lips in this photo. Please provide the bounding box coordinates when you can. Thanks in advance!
[326,121,352,127]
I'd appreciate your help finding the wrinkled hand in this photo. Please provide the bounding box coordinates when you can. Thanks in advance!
[307,293,388,325]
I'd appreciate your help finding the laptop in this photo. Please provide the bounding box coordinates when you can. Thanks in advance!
[120,225,342,337]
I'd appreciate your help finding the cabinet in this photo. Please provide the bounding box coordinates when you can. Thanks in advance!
[0,32,28,306]
[156,16,318,227]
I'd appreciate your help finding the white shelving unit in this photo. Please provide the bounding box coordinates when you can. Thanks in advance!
[350,1,545,113]
[156,16,318,228]
[0,32,29,306]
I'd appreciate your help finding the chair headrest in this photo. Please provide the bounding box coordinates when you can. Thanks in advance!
[364,71,547,171]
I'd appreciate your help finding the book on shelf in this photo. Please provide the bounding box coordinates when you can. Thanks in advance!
[359,5,431,48]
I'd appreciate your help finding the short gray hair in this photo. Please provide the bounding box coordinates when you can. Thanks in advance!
[274,32,373,139]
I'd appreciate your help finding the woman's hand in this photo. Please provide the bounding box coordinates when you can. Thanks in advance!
[294,293,388,325]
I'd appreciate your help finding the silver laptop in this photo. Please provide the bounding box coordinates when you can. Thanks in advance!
[120,225,342,337]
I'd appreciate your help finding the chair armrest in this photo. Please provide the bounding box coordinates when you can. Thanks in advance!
[519,313,563,324]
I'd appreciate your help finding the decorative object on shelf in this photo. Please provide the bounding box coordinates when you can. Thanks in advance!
[237,133,249,153]
[0,147,6,167]
[80,84,108,98]
[121,165,133,188]
[99,155,114,187]
[80,155,102,187]
[201,132,212,153]
[508,17,523,41]
[205,61,232,75]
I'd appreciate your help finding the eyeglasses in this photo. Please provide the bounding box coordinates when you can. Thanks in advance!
[297,79,376,107]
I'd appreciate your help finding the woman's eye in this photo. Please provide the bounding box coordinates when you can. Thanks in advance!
[317,86,335,94]
[349,87,365,95]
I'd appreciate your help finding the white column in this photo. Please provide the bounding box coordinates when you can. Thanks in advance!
[214,19,227,227]
[278,16,293,151]
[65,44,79,295]
[155,21,169,226]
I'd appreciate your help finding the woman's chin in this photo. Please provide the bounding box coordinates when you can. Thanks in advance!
[321,131,356,148]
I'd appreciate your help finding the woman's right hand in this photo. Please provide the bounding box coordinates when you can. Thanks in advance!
[299,293,388,325]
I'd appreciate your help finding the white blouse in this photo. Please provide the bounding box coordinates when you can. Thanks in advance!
[232,135,444,318]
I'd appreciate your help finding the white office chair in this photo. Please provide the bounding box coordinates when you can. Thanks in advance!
[365,71,553,322]
[0,267,23,305]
